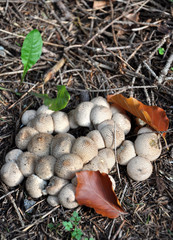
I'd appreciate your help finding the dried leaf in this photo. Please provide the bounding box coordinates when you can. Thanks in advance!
[107,94,169,137]
[75,171,127,219]
[93,1,109,9]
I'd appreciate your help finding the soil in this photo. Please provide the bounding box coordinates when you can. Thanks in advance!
[0,1,173,240]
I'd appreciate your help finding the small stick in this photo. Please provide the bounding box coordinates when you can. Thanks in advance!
[158,53,173,84]
[111,220,126,240]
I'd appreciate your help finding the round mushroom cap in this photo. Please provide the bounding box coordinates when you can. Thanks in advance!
[5,149,23,163]
[36,105,54,115]
[117,140,136,165]
[127,156,153,181]
[83,155,109,174]
[87,130,105,149]
[135,133,162,161]
[35,155,56,180]
[75,101,94,127]
[15,127,38,150]
[58,183,79,209]
[112,113,131,135]
[135,118,146,127]
[17,152,38,177]
[110,104,125,115]
[98,148,115,171]
[90,105,112,126]
[30,114,54,134]
[46,176,69,195]
[27,133,53,157]
[52,111,70,133]
[21,110,37,125]
[25,174,47,198]
[68,110,78,129]
[51,133,75,158]
[47,195,59,207]
[71,137,98,164]
[97,119,114,132]
[54,153,83,180]
[0,162,24,187]
[137,126,154,135]
[91,96,110,108]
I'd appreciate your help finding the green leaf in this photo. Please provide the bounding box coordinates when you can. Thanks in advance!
[63,221,73,231]
[21,29,43,81]
[32,85,70,111]
[71,228,83,240]
[47,223,55,230]
[158,48,165,56]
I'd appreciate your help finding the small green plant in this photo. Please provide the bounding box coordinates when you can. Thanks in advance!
[21,29,43,82]
[170,67,173,71]
[158,47,165,56]
[63,211,94,240]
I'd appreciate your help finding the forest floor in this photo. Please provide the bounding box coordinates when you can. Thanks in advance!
[0,1,173,239]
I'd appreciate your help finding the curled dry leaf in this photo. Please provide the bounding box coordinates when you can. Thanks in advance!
[107,94,169,137]
[75,171,127,219]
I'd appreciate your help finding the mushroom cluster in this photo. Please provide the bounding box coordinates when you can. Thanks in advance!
[0,97,162,209]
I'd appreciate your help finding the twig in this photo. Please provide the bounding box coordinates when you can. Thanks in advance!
[0,188,18,201]
[111,220,126,240]
[158,53,173,84]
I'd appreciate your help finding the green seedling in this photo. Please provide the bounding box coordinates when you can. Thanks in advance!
[170,67,173,71]
[158,47,165,56]
[32,85,70,111]
[21,29,43,82]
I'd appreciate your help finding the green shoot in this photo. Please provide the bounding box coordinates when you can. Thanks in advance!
[21,29,43,82]
[170,67,173,71]
[31,85,70,111]
[158,48,165,56]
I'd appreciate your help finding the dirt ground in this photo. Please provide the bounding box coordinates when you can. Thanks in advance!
[0,0,173,239]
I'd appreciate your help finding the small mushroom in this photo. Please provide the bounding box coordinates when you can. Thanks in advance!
[135,118,146,127]
[47,195,59,207]
[112,113,131,135]
[117,140,136,165]
[54,153,83,180]
[90,105,112,126]
[91,96,110,108]
[110,104,125,115]
[27,133,53,157]
[52,111,70,133]
[5,149,23,163]
[98,148,115,172]
[97,119,114,132]
[137,126,154,135]
[87,130,105,149]
[29,113,54,134]
[0,162,24,187]
[83,155,109,174]
[35,155,56,180]
[51,133,75,159]
[58,183,79,209]
[71,136,98,164]
[25,174,47,198]
[68,110,78,129]
[127,156,153,181]
[36,105,54,115]
[17,152,38,177]
[135,132,162,161]
[75,101,94,127]
[21,110,37,125]
[46,176,69,195]
[108,175,116,190]
[15,127,38,150]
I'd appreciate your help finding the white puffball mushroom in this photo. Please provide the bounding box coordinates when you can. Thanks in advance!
[36,105,54,115]
[83,155,109,174]
[87,130,105,149]
[35,155,56,180]
[135,132,162,161]
[110,104,125,115]
[0,162,24,187]
[27,133,53,157]
[98,148,115,172]
[5,149,23,163]
[91,96,110,108]
[90,105,112,126]
[52,111,70,133]
[68,110,78,129]
[25,174,47,198]
[117,140,136,165]
[137,126,154,135]
[54,153,83,180]
[112,113,131,135]
[21,110,37,125]
[46,176,69,195]
[17,152,38,177]
[29,114,54,134]
[15,127,38,150]
[135,118,146,127]
[47,195,59,207]
[51,133,75,159]
[108,175,116,190]
[71,136,98,164]
[75,101,94,127]
[58,183,79,209]
[97,119,114,132]
[127,156,153,181]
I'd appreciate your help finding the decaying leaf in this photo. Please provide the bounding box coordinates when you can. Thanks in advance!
[75,171,127,219]
[93,1,110,9]
[107,94,169,137]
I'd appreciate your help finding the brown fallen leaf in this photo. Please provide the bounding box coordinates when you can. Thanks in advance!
[93,1,109,9]
[76,171,127,219]
[107,94,169,137]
